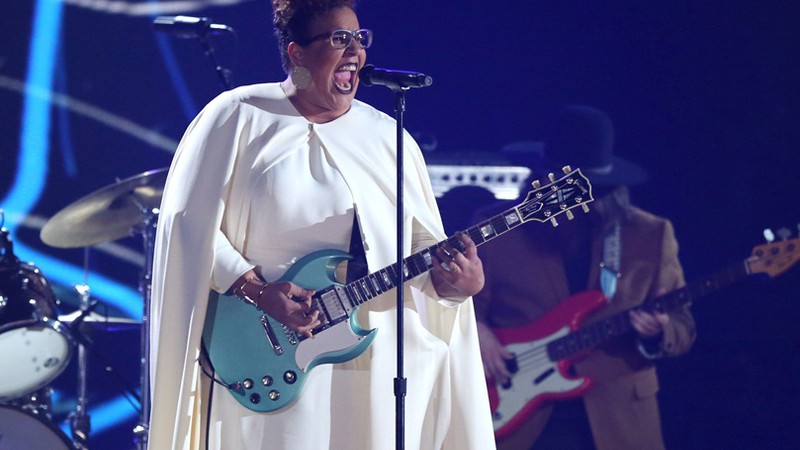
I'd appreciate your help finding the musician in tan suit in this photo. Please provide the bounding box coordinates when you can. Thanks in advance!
[473,105,696,450]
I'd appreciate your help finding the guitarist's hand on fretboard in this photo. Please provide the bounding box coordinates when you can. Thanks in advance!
[477,321,514,384]
[431,231,486,298]
[629,287,670,338]
[629,309,670,338]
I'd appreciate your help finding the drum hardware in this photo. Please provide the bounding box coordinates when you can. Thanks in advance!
[59,283,144,450]
[0,229,73,402]
[41,168,167,450]
[67,282,94,449]
[58,308,141,333]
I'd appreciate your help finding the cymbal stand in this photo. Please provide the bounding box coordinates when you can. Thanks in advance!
[68,281,92,450]
[132,206,158,450]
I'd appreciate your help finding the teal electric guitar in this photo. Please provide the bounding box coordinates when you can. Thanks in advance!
[202,166,593,412]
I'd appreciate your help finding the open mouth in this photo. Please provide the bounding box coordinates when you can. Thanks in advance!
[334,63,358,94]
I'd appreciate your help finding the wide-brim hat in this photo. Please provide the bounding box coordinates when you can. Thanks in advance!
[546,105,648,187]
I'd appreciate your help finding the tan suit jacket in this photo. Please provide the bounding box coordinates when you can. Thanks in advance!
[474,206,696,450]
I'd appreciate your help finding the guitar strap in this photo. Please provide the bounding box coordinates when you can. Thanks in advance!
[346,214,369,283]
[600,221,621,300]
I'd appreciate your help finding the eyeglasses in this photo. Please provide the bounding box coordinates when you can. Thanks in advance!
[300,29,373,49]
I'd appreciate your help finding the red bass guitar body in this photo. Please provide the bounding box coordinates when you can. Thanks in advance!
[487,291,608,440]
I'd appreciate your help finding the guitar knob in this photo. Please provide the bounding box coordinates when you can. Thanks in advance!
[566,210,574,220]
[548,173,556,182]
[284,371,297,384]
[581,204,590,213]
[268,390,281,401]
[561,165,572,174]
[250,393,261,404]
[262,375,273,386]
[550,217,559,227]
[532,180,541,189]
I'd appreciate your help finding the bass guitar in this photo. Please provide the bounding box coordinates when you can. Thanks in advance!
[488,234,800,439]
[203,166,593,412]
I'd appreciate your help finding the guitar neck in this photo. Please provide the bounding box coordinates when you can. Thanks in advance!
[547,260,751,361]
[342,205,528,308]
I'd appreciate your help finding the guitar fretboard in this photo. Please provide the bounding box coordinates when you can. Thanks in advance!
[338,170,592,309]
[341,206,528,308]
[546,261,751,361]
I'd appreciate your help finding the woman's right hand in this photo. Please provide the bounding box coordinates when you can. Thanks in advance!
[477,321,514,384]
[257,281,320,338]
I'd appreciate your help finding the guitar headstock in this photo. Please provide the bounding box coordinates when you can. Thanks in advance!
[746,233,800,278]
[516,166,594,227]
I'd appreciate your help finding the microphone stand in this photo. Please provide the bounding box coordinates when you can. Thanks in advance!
[393,88,407,450]
[363,68,432,450]
[198,34,232,90]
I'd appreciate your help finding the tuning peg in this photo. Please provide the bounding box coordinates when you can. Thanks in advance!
[581,204,590,213]
[550,217,559,227]
[565,210,575,220]
[562,165,572,174]
[548,173,556,182]
[777,227,791,241]
[532,179,541,189]
[763,228,775,243]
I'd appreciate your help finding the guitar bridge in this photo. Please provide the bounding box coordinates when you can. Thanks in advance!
[260,315,284,355]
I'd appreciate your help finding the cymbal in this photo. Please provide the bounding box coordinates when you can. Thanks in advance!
[41,168,168,248]
[58,310,141,332]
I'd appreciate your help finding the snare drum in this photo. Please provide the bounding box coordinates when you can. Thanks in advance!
[0,262,72,401]
[0,404,77,450]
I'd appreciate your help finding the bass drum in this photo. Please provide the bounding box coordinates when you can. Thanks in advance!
[0,262,72,401]
[0,404,76,449]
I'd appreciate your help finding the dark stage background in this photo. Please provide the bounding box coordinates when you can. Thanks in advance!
[1,1,798,449]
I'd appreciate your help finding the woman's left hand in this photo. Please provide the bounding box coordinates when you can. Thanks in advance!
[431,231,485,298]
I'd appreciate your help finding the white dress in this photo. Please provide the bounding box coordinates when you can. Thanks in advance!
[148,83,495,450]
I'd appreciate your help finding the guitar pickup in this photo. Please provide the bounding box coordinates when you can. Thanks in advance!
[260,315,284,355]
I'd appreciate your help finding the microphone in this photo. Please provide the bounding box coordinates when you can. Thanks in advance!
[153,15,233,39]
[359,64,433,90]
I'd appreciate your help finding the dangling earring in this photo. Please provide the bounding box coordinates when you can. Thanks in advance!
[292,66,312,90]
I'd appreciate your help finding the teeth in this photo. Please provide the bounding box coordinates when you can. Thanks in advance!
[337,82,352,91]
[338,63,357,72]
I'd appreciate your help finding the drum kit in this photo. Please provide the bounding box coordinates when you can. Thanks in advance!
[0,168,167,450]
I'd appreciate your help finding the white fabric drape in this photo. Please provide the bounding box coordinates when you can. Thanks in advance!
[148,83,495,450]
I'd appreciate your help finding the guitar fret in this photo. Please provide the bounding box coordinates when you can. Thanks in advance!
[466,226,485,245]
[491,215,510,234]
[349,284,365,306]
[344,285,358,308]
[382,267,396,289]
[357,279,372,300]
[421,248,435,270]
[401,260,411,278]
[502,210,522,229]
[371,273,386,294]
[405,257,419,278]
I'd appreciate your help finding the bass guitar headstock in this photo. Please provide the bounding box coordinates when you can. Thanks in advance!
[747,227,800,278]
